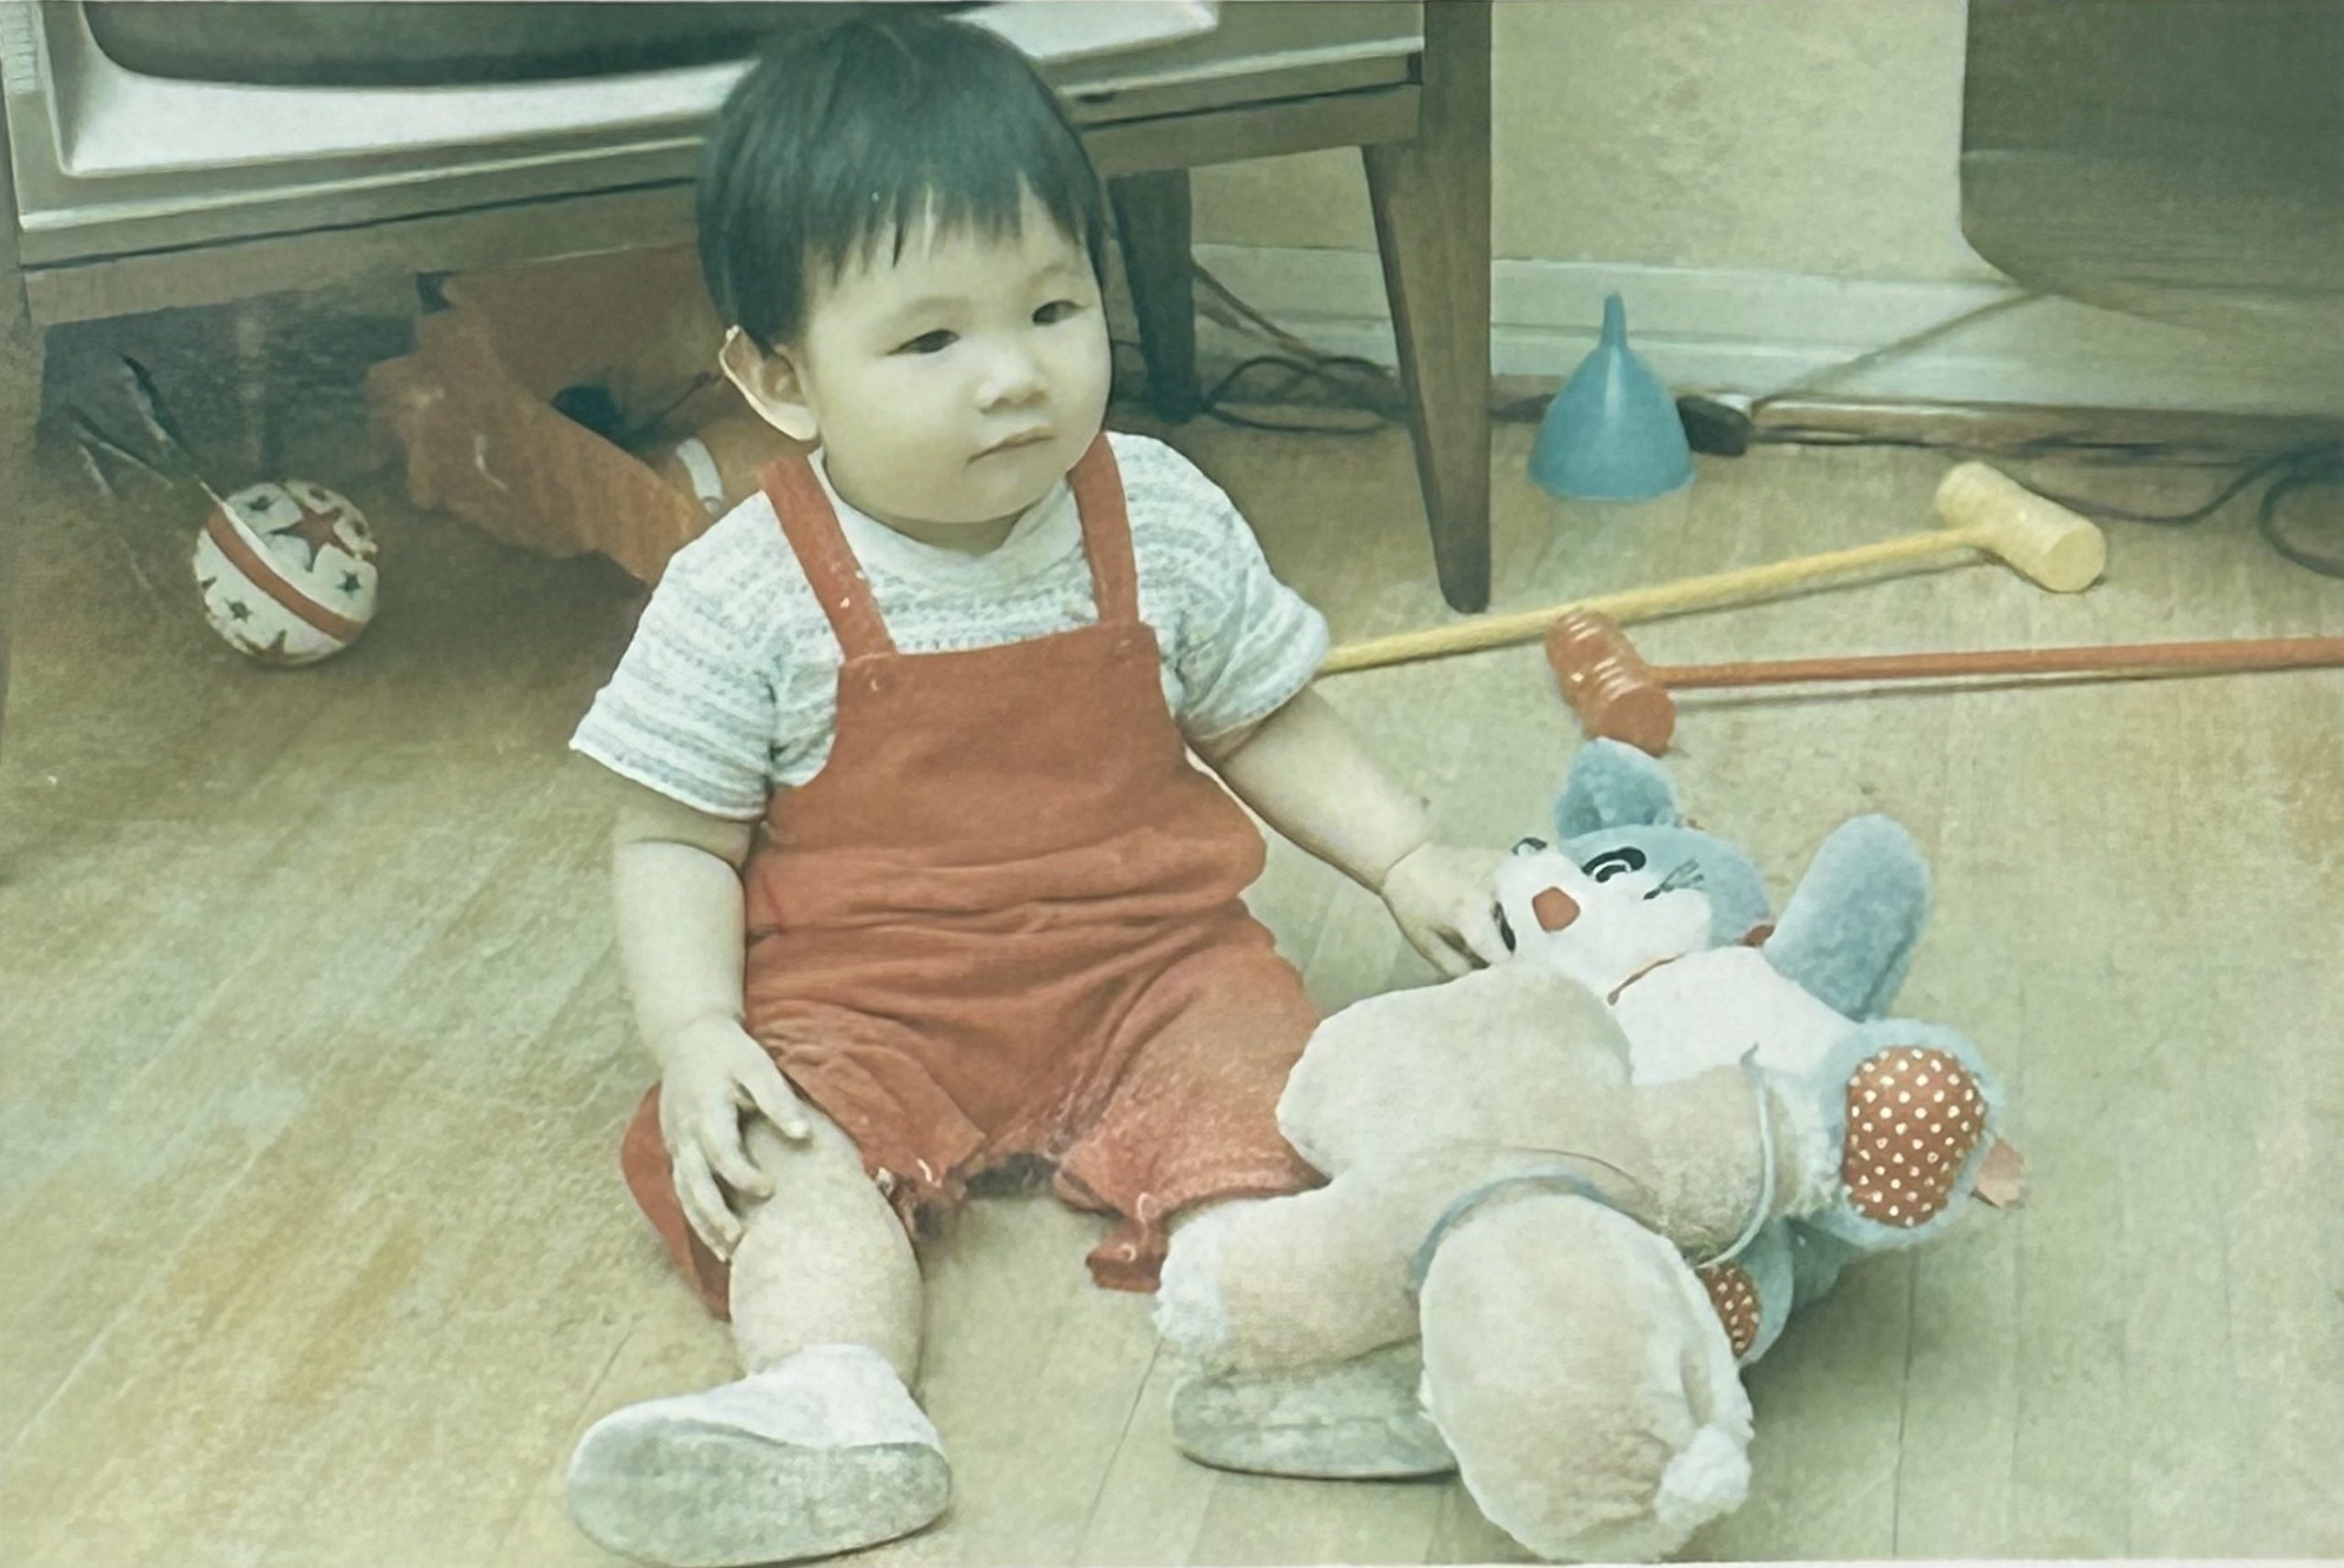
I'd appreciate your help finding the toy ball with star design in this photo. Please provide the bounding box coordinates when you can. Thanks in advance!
[190,480,380,666]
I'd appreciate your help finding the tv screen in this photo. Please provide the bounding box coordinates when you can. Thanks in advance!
[81,2,971,88]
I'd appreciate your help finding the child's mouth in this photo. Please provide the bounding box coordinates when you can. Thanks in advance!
[975,429,1053,460]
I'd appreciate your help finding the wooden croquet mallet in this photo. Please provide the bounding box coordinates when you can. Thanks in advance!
[1547,609,2344,755]
[1319,461,2107,676]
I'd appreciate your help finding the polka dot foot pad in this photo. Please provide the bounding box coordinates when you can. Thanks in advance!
[1698,1260,1762,1359]
[1840,1047,1990,1228]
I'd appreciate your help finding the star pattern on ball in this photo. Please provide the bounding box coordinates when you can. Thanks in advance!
[270,496,349,569]
[340,572,363,596]
[226,600,253,622]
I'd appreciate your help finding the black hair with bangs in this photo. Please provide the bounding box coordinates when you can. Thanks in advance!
[697,6,1109,351]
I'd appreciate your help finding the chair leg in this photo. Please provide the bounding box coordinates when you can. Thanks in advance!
[1363,0,1493,613]
[1109,168,1202,424]
[0,114,44,773]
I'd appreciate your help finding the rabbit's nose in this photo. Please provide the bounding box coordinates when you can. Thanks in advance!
[1532,887,1580,932]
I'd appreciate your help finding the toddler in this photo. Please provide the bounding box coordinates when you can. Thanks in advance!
[563,12,1502,1565]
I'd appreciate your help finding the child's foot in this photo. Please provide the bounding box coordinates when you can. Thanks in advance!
[565,1342,949,1566]
[1168,1341,1456,1478]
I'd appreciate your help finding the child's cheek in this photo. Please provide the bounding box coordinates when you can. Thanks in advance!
[865,362,946,426]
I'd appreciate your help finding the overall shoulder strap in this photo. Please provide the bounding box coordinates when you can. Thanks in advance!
[758,456,896,658]
[1067,435,1140,626]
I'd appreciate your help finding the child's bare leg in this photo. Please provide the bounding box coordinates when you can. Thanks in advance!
[568,1108,946,1566]
[730,1112,923,1382]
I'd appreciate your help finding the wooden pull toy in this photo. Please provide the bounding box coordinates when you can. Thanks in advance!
[1320,461,2108,676]
[1547,610,2344,755]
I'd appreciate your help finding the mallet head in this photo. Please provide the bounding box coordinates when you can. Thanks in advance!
[1933,460,2107,592]
[1546,610,1677,756]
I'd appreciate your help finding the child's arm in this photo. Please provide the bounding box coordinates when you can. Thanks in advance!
[1194,688,1505,976]
[607,773,811,1257]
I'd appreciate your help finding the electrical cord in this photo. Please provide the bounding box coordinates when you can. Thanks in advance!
[1145,260,2344,579]
[1752,427,2344,578]
[2007,442,2328,527]
[2253,451,2344,578]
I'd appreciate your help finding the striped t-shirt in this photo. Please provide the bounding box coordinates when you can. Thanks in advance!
[570,431,1329,820]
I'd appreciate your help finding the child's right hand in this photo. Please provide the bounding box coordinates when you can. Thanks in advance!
[657,1017,812,1258]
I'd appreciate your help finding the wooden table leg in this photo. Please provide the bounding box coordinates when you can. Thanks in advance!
[1108,168,1202,424]
[1364,0,1493,612]
[0,113,44,770]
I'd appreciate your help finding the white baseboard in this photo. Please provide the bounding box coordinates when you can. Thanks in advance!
[1189,244,2341,417]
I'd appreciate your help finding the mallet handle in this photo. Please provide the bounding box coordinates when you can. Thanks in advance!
[1652,634,2344,690]
[1319,528,1990,675]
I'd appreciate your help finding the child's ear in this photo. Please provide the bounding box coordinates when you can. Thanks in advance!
[720,328,819,444]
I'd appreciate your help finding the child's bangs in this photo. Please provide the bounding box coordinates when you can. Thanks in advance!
[809,114,1101,283]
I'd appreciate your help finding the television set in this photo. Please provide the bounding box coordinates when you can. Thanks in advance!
[2,0,1422,322]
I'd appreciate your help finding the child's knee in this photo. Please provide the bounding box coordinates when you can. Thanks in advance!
[731,1104,905,1250]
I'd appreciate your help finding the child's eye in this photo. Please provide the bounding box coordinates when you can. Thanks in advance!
[895,330,957,356]
[1033,299,1082,325]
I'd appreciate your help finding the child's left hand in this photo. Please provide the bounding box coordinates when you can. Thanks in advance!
[1378,841,1509,978]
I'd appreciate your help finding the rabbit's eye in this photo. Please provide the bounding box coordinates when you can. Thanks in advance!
[1511,837,1548,857]
[1582,846,1647,882]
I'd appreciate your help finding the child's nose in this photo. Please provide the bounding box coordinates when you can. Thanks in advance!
[978,345,1047,408]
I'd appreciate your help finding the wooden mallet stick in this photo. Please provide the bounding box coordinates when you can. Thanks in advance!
[1320,461,2106,676]
[1547,609,2344,754]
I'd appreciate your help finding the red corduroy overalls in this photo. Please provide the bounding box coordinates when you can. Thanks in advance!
[621,436,1322,1309]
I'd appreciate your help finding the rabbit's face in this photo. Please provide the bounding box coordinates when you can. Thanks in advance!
[1492,838,1715,997]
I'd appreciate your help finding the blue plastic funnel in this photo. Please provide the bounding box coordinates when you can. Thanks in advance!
[1528,293,1694,501]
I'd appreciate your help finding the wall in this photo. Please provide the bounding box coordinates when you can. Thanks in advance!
[1183,0,2337,415]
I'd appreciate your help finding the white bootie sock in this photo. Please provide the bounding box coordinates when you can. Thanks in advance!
[1168,1341,1456,1479]
[565,1343,949,1566]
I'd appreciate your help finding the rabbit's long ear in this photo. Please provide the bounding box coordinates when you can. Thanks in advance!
[1556,739,1684,838]
[1763,815,1932,1020]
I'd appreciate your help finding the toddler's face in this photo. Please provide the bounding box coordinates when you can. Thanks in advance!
[787,188,1110,540]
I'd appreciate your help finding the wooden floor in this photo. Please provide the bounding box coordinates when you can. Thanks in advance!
[4,414,2340,1566]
